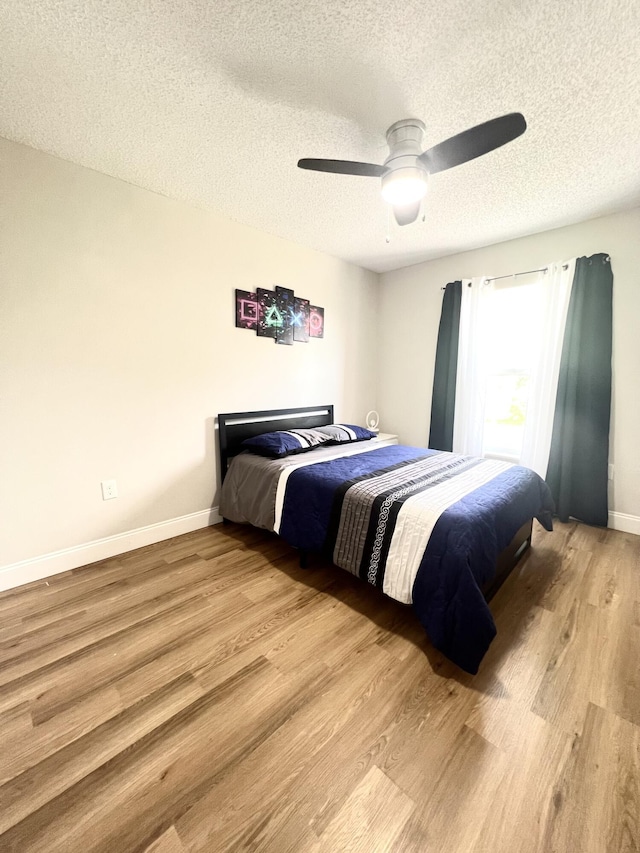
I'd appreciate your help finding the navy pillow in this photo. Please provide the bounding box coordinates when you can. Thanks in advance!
[316,423,377,444]
[241,428,331,459]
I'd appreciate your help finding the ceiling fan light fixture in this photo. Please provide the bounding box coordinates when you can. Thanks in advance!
[381,167,429,206]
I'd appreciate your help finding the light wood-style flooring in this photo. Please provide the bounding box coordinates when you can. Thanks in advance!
[0,520,638,852]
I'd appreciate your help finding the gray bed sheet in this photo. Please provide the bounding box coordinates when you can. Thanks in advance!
[219,443,382,530]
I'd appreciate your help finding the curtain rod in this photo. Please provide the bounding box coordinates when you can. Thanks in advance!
[440,256,610,290]
[485,266,553,282]
[440,264,563,290]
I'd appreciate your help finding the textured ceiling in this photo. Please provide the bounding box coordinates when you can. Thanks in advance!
[1,0,639,273]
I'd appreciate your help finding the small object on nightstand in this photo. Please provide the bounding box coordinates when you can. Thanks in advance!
[366,410,380,434]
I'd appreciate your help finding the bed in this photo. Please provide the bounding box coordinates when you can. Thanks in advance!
[218,405,554,674]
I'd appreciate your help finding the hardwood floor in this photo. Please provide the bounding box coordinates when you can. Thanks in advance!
[0,520,638,852]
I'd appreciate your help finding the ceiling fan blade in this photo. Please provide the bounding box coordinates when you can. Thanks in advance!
[419,112,526,175]
[297,158,386,177]
[393,201,421,226]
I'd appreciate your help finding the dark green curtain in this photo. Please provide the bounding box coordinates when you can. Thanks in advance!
[429,281,462,451]
[546,254,613,526]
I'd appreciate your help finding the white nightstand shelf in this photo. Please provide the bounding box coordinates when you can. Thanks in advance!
[370,432,399,446]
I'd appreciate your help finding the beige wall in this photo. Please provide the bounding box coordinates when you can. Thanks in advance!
[0,137,379,568]
[377,207,640,521]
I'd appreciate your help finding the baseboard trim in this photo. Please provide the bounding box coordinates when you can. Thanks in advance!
[0,507,223,593]
[608,511,640,536]
[3,506,634,594]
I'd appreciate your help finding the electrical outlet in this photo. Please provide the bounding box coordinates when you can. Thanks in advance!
[608,464,614,481]
[101,479,118,500]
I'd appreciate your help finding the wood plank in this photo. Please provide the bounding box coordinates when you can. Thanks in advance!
[0,704,32,744]
[141,825,187,853]
[310,765,414,853]
[389,724,507,853]
[581,538,640,612]
[532,597,640,732]
[0,547,255,638]
[0,673,204,835]
[470,712,574,853]
[0,659,329,852]
[532,599,610,735]
[209,651,430,853]
[0,556,246,680]
[0,685,123,784]
[0,591,249,720]
[176,644,400,852]
[543,702,640,852]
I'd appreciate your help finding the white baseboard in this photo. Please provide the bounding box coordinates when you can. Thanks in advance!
[3,505,635,594]
[0,507,223,593]
[608,511,640,536]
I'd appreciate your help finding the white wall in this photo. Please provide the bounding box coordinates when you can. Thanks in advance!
[377,207,640,525]
[0,137,379,578]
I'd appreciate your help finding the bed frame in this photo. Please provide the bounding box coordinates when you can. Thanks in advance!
[217,404,531,602]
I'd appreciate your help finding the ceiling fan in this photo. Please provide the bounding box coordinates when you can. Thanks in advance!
[298,112,526,226]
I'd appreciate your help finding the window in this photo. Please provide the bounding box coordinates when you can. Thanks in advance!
[481,279,543,462]
[453,263,574,477]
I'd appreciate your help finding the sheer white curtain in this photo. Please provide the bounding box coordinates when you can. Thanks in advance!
[519,259,575,476]
[452,276,492,456]
[452,261,575,477]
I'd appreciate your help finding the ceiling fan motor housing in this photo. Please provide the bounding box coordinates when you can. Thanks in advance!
[381,119,430,203]
[385,118,427,158]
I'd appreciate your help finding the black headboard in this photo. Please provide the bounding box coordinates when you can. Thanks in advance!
[218,404,334,480]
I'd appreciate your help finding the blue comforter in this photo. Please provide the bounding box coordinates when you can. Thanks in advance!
[279,445,554,673]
